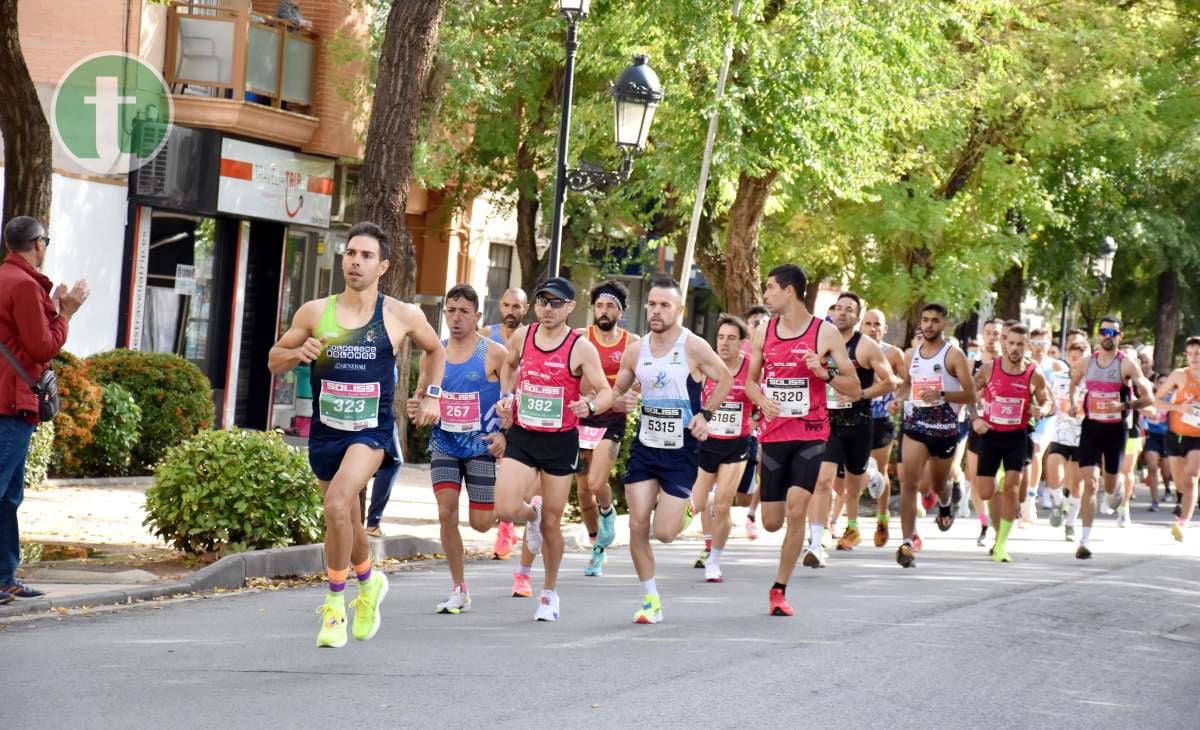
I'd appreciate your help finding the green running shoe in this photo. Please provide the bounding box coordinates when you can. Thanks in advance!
[693,549,709,569]
[991,545,1013,563]
[680,503,694,535]
[316,593,348,648]
[633,594,663,624]
[350,572,389,641]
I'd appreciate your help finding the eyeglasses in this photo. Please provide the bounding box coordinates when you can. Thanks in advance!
[32,235,50,248]
[1098,327,1120,338]
[535,295,570,309]
[1030,339,1049,347]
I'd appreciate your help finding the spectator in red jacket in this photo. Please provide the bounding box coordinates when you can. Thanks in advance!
[0,216,89,604]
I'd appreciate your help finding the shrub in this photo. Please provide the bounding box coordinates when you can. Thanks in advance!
[24,420,54,489]
[78,383,143,477]
[145,429,323,555]
[49,351,101,476]
[85,350,215,472]
[565,408,635,520]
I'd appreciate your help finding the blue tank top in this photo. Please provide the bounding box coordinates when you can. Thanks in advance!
[309,294,396,441]
[486,323,507,346]
[429,336,501,458]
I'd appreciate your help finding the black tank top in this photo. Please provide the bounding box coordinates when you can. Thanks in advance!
[829,331,874,427]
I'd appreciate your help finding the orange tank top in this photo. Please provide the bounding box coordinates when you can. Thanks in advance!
[588,326,627,385]
[1168,369,1200,437]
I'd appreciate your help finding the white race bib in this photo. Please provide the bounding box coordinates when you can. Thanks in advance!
[639,405,685,449]
[707,401,744,438]
[911,375,944,406]
[765,377,810,417]
[1181,405,1200,429]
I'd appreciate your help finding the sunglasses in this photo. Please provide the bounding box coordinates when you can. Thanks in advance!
[1030,339,1049,347]
[32,235,50,248]
[535,295,570,309]
[1098,327,1120,338]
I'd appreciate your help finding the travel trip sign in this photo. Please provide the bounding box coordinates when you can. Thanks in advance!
[217,138,334,227]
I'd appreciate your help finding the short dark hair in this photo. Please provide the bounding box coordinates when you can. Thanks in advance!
[650,276,681,295]
[1030,327,1049,339]
[1003,319,1020,329]
[590,279,629,309]
[767,264,808,300]
[1068,341,1087,352]
[982,318,1002,328]
[346,221,390,260]
[745,304,769,319]
[921,302,949,319]
[836,292,862,313]
[1099,316,1122,330]
[1009,324,1029,337]
[1185,336,1200,350]
[3,216,42,252]
[1067,327,1087,338]
[445,284,480,310]
[717,313,749,340]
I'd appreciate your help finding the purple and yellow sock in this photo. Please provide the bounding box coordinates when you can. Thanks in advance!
[327,567,349,594]
[353,559,372,584]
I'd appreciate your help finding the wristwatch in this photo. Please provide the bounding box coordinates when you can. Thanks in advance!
[586,399,596,416]
[425,384,442,399]
[699,408,715,421]
[822,370,834,383]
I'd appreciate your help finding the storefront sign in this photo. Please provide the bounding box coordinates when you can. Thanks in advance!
[174,264,196,296]
[217,138,334,227]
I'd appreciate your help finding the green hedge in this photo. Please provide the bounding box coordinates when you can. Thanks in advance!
[24,420,54,489]
[78,383,143,477]
[85,350,214,472]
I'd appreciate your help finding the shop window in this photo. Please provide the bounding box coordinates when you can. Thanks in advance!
[143,214,219,376]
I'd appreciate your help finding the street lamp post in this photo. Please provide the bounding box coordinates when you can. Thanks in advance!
[547,1,663,278]
[1059,236,1119,351]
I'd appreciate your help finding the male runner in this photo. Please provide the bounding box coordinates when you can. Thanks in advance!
[742,305,771,539]
[691,314,756,582]
[1112,345,1147,526]
[576,280,638,576]
[1047,340,1089,540]
[889,303,977,568]
[481,287,529,559]
[494,277,613,621]
[268,222,445,648]
[610,277,732,623]
[1028,327,1068,519]
[825,294,899,552]
[1143,372,1172,511]
[968,325,1051,562]
[409,285,506,614]
[862,308,906,547]
[1067,317,1153,559]
[1154,336,1200,542]
[964,318,1002,545]
[747,264,861,615]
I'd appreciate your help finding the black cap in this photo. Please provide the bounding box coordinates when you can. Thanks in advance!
[535,276,575,301]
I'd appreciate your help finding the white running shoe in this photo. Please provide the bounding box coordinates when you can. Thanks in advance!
[436,585,471,614]
[704,561,723,583]
[866,458,886,500]
[1117,507,1131,528]
[524,496,544,556]
[801,545,828,569]
[534,590,559,622]
[1103,489,1121,514]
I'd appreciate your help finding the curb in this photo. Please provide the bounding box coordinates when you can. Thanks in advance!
[0,535,441,620]
[40,476,156,490]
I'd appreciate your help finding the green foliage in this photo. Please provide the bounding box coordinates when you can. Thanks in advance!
[19,542,43,565]
[49,351,101,477]
[24,420,54,490]
[78,383,143,477]
[145,429,323,556]
[84,350,215,472]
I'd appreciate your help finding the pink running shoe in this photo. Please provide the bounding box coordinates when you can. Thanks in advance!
[511,571,532,598]
[492,521,516,560]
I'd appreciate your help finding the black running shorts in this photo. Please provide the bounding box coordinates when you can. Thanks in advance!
[760,439,825,502]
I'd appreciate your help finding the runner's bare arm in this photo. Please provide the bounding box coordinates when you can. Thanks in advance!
[690,335,733,411]
[810,322,861,399]
[1067,357,1087,416]
[268,299,322,375]
[888,349,914,415]
[1155,371,1185,413]
[1031,368,1053,417]
[390,300,445,427]
[609,341,641,413]
[1124,358,1155,411]
[570,340,614,417]
[942,347,977,405]
[746,321,780,419]
[966,361,991,422]
[860,337,899,401]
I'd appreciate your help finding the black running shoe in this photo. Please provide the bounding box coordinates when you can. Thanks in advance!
[896,543,915,568]
[1174,504,1183,518]
[1075,545,1092,560]
[936,503,955,532]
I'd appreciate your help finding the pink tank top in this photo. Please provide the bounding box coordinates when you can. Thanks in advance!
[704,356,754,440]
[983,361,1035,432]
[515,324,583,432]
[1084,351,1125,423]
[760,316,829,443]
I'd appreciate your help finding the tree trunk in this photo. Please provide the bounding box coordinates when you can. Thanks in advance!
[723,170,777,317]
[357,0,447,452]
[1154,267,1180,373]
[0,0,54,264]
[513,158,544,300]
[993,263,1024,321]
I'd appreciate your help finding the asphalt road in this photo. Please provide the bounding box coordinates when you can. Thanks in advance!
[4,511,1199,729]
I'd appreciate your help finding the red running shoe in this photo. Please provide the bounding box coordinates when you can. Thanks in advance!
[768,587,793,617]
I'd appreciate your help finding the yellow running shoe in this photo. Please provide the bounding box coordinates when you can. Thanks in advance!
[1171,522,1185,542]
[350,572,389,641]
[316,593,347,648]
[837,526,862,551]
[991,545,1013,563]
[633,594,663,624]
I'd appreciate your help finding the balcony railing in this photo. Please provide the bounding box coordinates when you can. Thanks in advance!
[163,1,317,114]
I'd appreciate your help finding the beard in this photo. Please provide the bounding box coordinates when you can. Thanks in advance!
[502,314,520,329]
[595,315,617,332]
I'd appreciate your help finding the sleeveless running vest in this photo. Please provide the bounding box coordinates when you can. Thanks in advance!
[486,323,507,346]
[828,331,874,427]
[760,316,829,443]
[635,328,702,450]
[430,335,501,458]
[310,294,396,438]
[871,344,898,419]
[704,355,753,440]
[1084,351,1125,423]
[584,326,629,428]
[1168,369,1200,437]
[982,361,1035,432]
[514,324,582,432]
[903,340,961,438]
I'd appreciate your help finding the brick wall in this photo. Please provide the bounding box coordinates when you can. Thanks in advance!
[18,0,138,84]
[251,0,368,159]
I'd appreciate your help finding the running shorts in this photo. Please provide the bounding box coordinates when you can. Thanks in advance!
[824,420,873,476]
[430,448,496,509]
[760,439,825,501]
[1144,431,1167,457]
[1166,433,1200,458]
[977,429,1030,476]
[625,440,699,500]
[504,424,580,477]
[1076,420,1126,475]
[699,435,752,474]
[902,428,958,460]
[1047,442,1078,463]
[871,416,895,451]
[308,428,399,482]
[737,438,759,495]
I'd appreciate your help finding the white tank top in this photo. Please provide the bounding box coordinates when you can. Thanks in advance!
[635,328,699,450]
[908,341,961,407]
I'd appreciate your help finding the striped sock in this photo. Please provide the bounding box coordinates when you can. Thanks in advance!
[327,567,349,593]
[353,559,372,583]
